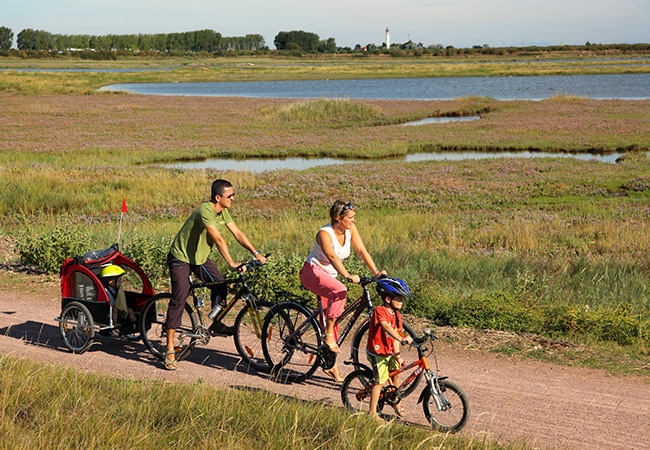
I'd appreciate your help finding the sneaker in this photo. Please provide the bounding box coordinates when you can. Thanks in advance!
[209,321,234,336]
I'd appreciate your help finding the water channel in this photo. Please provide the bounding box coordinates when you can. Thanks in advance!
[165,151,634,173]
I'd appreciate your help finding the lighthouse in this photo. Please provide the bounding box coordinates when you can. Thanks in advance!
[386,27,390,49]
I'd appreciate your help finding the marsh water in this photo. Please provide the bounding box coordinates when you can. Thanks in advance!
[100,73,650,100]
[165,151,635,173]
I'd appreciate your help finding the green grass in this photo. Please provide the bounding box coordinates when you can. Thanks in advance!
[0,356,493,450]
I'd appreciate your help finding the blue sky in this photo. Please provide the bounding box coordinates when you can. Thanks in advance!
[3,0,649,49]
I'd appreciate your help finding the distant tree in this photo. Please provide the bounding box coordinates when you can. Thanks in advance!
[244,34,265,50]
[192,29,221,52]
[0,26,13,50]
[318,37,337,53]
[274,30,320,52]
[17,29,55,50]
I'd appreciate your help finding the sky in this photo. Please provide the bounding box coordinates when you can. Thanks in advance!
[3,0,649,49]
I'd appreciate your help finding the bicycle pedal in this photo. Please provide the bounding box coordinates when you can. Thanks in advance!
[317,344,337,370]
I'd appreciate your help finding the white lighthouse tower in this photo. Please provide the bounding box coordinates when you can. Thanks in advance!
[386,27,391,49]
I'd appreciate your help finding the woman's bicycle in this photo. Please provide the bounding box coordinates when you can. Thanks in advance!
[139,255,272,371]
[341,328,470,433]
[261,275,421,385]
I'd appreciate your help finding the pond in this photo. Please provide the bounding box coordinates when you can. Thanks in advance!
[100,73,650,100]
[164,151,638,173]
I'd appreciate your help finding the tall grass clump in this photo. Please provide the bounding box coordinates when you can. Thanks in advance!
[0,356,482,450]
[275,99,385,124]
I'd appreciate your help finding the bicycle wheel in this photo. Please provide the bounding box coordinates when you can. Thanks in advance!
[340,369,375,413]
[140,293,198,362]
[422,379,470,433]
[350,320,422,396]
[261,302,321,383]
[233,299,273,373]
[59,301,95,354]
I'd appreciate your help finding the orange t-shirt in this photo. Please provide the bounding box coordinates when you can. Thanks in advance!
[367,305,403,356]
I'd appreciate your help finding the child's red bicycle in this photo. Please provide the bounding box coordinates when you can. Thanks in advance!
[57,244,156,353]
[340,328,470,433]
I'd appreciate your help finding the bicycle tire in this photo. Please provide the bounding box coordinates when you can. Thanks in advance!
[422,379,470,433]
[139,293,198,362]
[59,301,95,354]
[340,369,375,412]
[233,299,273,373]
[261,302,321,383]
[350,320,423,396]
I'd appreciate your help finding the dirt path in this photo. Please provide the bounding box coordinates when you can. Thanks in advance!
[1,286,648,449]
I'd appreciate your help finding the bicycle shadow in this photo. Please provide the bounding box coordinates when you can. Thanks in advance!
[182,343,345,389]
[0,319,161,367]
[0,318,348,388]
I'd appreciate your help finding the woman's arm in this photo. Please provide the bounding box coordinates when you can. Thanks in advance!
[350,224,384,276]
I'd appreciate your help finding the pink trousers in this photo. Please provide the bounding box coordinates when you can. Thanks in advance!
[299,262,348,320]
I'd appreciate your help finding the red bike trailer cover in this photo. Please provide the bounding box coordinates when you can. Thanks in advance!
[60,244,155,301]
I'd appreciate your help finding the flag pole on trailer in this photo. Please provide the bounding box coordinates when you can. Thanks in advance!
[118,198,128,248]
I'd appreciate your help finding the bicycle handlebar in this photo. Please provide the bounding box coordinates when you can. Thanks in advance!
[233,253,271,272]
[411,328,437,347]
[357,273,387,287]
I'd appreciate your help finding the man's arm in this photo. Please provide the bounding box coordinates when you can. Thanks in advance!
[205,224,239,269]
[225,221,267,264]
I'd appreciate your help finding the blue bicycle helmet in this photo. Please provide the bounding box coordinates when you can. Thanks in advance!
[376,277,412,299]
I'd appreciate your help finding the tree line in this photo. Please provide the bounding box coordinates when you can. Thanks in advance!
[0,27,265,52]
[2,25,649,56]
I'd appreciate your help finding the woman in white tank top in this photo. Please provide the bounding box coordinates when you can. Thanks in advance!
[299,200,386,382]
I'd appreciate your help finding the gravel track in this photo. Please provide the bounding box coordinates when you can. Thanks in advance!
[1,287,648,449]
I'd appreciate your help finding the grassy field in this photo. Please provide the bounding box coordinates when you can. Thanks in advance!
[0,55,649,449]
[2,356,485,450]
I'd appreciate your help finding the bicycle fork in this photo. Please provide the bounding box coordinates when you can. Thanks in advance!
[420,367,452,412]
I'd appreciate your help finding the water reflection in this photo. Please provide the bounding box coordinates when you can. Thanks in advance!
[164,151,635,173]
[400,116,480,126]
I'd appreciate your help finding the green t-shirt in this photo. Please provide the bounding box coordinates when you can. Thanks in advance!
[169,202,233,265]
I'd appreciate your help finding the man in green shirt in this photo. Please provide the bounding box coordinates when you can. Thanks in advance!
[164,179,266,370]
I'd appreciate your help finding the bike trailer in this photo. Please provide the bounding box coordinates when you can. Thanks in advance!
[59,243,155,326]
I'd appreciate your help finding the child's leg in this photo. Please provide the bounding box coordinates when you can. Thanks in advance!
[367,352,390,417]
[127,307,137,323]
[369,382,383,416]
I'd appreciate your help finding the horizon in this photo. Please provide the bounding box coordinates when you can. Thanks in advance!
[3,0,649,50]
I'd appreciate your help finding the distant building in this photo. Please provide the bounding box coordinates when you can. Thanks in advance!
[386,27,390,49]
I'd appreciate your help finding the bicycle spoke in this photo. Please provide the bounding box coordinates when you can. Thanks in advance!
[262,303,321,383]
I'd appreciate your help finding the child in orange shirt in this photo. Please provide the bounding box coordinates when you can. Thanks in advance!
[366,277,413,420]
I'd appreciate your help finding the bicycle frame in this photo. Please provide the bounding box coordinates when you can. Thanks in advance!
[281,277,377,353]
[327,284,375,346]
[180,271,261,342]
[388,337,453,413]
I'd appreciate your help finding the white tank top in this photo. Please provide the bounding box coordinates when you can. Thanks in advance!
[306,224,351,277]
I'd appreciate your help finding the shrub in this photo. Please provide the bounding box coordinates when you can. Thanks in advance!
[16,226,92,274]
[122,233,172,288]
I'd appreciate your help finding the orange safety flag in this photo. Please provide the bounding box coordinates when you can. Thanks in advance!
[121,198,128,213]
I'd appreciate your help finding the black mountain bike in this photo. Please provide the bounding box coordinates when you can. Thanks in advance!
[261,275,420,386]
[140,255,272,371]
